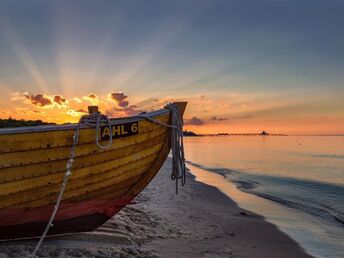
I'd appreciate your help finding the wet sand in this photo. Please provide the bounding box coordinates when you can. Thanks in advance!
[0,158,312,257]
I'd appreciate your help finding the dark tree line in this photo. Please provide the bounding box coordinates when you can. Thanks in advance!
[0,118,55,128]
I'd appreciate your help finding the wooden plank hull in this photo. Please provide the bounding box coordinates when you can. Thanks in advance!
[0,102,186,240]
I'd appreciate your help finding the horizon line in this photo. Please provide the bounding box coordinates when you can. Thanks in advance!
[184,131,344,137]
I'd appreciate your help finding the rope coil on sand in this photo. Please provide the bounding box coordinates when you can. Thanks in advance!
[32,103,186,256]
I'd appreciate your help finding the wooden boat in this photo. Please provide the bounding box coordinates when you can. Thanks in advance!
[0,102,187,240]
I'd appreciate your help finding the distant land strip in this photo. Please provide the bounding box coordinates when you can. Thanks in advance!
[183,131,287,137]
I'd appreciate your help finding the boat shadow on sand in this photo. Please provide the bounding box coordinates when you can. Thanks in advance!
[0,201,158,258]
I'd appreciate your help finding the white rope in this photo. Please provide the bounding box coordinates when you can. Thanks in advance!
[32,103,185,255]
[79,112,113,150]
[32,118,82,256]
[133,103,186,193]
[32,112,113,256]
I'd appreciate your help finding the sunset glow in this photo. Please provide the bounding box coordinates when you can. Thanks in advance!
[0,1,343,135]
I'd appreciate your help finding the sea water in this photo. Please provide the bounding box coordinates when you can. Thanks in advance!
[184,136,344,258]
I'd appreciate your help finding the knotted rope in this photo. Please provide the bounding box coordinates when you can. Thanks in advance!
[135,103,186,193]
[79,112,113,150]
[32,103,185,256]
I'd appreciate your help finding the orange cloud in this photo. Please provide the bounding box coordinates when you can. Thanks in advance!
[73,97,82,103]
[9,91,157,122]
[3,90,344,135]
[82,94,99,105]
[67,109,88,118]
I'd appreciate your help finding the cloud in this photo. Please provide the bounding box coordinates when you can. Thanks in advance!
[24,93,52,107]
[67,109,88,117]
[106,91,146,117]
[105,105,144,117]
[73,97,82,103]
[53,95,66,105]
[236,115,252,120]
[110,92,129,107]
[210,116,228,121]
[135,98,159,107]
[10,92,26,101]
[82,94,99,105]
[9,90,160,122]
[76,108,87,113]
[185,117,204,126]
[12,92,69,108]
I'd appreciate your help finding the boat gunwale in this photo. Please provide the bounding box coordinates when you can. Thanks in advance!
[0,109,169,135]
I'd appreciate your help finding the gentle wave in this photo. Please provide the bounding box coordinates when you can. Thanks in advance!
[186,160,344,227]
[186,160,236,176]
[254,192,344,226]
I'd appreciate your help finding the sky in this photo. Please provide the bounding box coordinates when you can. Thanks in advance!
[0,0,343,135]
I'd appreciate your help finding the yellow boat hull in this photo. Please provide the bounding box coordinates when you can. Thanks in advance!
[0,102,186,240]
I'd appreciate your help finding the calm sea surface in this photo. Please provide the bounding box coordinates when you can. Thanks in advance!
[184,136,344,258]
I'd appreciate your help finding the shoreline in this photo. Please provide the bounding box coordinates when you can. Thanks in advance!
[0,158,312,257]
[140,159,312,258]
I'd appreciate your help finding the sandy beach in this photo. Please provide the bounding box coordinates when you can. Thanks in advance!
[0,158,312,257]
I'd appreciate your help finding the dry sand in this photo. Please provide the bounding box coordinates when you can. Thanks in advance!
[0,158,312,257]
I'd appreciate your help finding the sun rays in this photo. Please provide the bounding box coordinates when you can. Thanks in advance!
[0,19,50,93]
[0,1,343,134]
